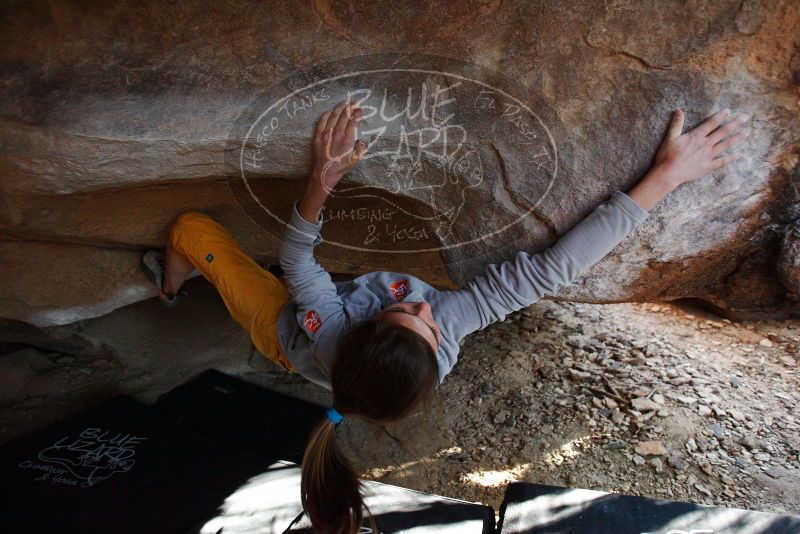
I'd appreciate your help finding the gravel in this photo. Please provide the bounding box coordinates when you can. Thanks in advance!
[353,299,800,515]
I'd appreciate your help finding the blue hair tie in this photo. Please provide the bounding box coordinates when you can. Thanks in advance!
[326,407,344,425]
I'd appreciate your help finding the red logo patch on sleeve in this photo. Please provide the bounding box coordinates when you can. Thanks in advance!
[303,310,322,333]
[389,279,410,301]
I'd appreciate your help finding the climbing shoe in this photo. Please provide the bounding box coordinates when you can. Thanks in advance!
[140,250,187,307]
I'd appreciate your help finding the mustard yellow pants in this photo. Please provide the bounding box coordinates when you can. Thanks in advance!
[168,211,296,372]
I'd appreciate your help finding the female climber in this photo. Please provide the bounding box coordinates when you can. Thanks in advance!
[141,100,749,533]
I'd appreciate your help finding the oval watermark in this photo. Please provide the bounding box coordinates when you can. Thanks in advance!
[227,53,565,270]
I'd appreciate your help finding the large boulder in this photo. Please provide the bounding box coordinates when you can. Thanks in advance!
[0,0,798,326]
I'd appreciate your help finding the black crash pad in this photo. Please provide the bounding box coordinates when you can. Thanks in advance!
[154,368,325,463]
[156,371,495,532]
[0,395,273,533]
[1,371,495,533]
[497,482,800,534]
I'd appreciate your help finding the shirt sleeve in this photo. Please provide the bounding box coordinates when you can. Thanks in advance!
[279,201,347,351]
[435,191,651,341]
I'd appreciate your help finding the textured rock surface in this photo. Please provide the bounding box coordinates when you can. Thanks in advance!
[778,221,800,299]
[0,0,799,326]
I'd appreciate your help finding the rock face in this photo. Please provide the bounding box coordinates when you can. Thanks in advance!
[0,0,798,327]
[778,222,800,301]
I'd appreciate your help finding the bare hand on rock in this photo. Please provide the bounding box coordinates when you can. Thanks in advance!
[311,100,367,194]
[298,100,368,223]
[652,108,750,188]
[626,109,751,212]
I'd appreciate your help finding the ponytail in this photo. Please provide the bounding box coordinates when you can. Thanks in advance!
[300,319,439,533]
[300,416,378,533]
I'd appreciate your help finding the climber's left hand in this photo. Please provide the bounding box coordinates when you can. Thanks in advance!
[626,108,750,212]
[650,108,750,189]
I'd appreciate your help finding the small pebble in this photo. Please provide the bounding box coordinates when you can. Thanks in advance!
[695,483,713,496]
[635,440,668,456]
[742,435,760,450]
[728,409,746,422]
[667,454,688,470]
[708,423,725,439]
[648,458,664,473]
[632,398,660,412]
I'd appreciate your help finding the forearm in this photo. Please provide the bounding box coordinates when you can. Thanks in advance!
[298,169,328,224]
[625,169,678,212]
[288,181,341,309]
[279,199,342,311]
[465,191,650,329]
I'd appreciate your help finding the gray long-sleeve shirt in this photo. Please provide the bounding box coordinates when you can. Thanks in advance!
[276,191,650,390]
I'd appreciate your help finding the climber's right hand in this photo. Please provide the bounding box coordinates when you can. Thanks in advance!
[298,100,367,224]
[311,100,367,193]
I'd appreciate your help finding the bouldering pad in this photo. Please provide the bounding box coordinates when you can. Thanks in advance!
[201,460,496,534]
[154,369,325,463]
[0,395,273,533]
[497,482,800,534]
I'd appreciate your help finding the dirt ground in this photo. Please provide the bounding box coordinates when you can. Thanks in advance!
[1,278,798,519]
[346,298,800,519]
